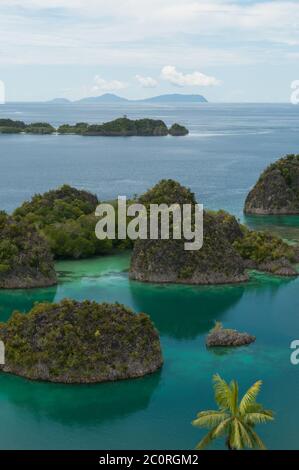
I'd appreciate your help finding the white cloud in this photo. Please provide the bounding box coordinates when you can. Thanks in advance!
[135,74,158,88]
[161,65,220,87]
[92,75,127,92]
[0,1,298,67]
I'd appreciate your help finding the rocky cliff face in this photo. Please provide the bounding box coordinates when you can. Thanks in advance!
[0,299,163,383]
[129,179,298,284]
[0,213,57,289]
[244,154,299,215]
[129,180,248,285]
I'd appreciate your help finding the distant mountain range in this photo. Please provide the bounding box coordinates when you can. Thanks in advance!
[47,93,208,105]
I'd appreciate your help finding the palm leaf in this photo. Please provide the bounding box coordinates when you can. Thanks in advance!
[239,380,262,415]
[237,421,255,449]
[213,374,233,410]
[230,380,239,415]
[192,411,229,429]
[210,417,231,439]
[244,410,274,425]
[230,419,243,450]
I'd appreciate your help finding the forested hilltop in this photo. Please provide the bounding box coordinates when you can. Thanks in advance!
[13,184,131,259]
[0,117,189,136]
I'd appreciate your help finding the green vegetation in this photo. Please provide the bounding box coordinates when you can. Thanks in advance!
[43,214,113,259]
[24,122,55,134]
[130,179,298,283]
[0,118,26,134]
[168,123,189,136]
[130,180,248,285]
[0,118,189,137]
[233,228,295,264]
[139,179,196,206]
[0,299,163,383]
[14,184,99,225]
[57,122,89,134]
[192,374,274,450]
[14,185,132,259]
[0,211,56,288]
[245,154,299,214]
[82,117,169,136]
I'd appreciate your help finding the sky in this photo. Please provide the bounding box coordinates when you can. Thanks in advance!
[0,0,298,102]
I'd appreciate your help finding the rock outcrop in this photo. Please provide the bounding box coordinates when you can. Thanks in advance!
[129,179,298,284]
[233,229,298,277]
[168,123,189,136]
[0,212,57,289]
[0,299,163,383]
[244,154,299,215]
[129,180,248,285]
[206,323,255,347]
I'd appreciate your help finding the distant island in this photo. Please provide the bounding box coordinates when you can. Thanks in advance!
[0,117,189,137]
[46,93,208,105]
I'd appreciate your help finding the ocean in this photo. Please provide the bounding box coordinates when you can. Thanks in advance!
[0,102,299,449]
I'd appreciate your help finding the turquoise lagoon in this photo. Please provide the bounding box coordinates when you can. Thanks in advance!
[0,252,299,449]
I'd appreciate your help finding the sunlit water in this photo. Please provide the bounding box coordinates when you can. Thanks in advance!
[0,103,299,449]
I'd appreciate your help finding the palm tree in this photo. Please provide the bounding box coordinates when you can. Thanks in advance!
[192,374,274,450]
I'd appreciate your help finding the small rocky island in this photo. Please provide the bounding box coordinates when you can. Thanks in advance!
[0,117,189,137]
[206,322,256,347]
[245,154,299,214]
[168,123,189,136]
[0,212,57,289]
[0,299,163,383]
[130,179,298,284]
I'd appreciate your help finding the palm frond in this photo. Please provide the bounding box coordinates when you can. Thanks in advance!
[230,380,239,415]
[244,402,263,414]
[230,419,243,450]
[213,374,233,411]
[239,380,262,415]
[210,417,231,439]
[192,411,229,429]
[237,420,255,449]
[244,410,274,425]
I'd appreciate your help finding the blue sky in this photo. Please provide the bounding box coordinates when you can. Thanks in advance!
[0,0,298,102]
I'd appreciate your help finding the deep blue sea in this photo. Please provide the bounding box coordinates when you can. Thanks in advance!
[0,102,298,218]
[1,102,299,450]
